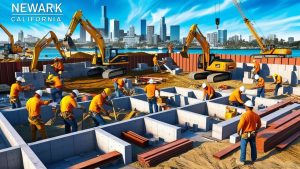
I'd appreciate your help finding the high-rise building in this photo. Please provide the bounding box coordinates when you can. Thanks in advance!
[18,30,24,42]
[153,34,159,45]
[119,29,125,40]
[170,25,180,42]
[288,37,294,44]
[147,25,154,45]
[207,32,218,47]
[160,17,166,42]
[218,29,227,45]
[140,19,146,41]
[249,35,254,42]
[129,25,135,37]
[268,34,276,41]
[182,37,187,44]
[229,35,240,42]
[80,25,86,43]
[110,19,120,42]
[100,6,109,37]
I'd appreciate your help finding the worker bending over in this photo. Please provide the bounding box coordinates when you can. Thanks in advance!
[252,60,260,78]
[26,90,52,142]
[144,79,160,113]
[113,78,127,97]
[273,74,282,96]
[202,83,215,100]
[51,57,64,77]
[229,86,246,107]
[89,88,112,127]
[60,89,81,133]
[237,100,261,165]
[10,77,31,109]
[254,75,265,98]
[153,54,160,72]
[46,74,63,102]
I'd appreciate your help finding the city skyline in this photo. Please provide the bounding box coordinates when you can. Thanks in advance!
[0,0,300,41]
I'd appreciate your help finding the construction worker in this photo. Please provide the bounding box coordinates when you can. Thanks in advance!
[88,88,112,127]
[252,59,260,78]
[153,54,160,72]
[229,86,246,107]
[46,74,63,102]
[60,89,81,133]
[113,78,127,97]
[51,57,64,77]
[26,90,52,142]
[10,77,31,109]
[254,75,265,98]
[202,83,215,101]
[144,79,160,113]
[272,74,282,96]
[237,100,261,165]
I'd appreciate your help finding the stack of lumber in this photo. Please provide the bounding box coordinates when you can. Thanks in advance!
[138,138,193,167]
[121,131,149,147]
[69,151,121,169]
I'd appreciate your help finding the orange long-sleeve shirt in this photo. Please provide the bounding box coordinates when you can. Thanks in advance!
[254,61,260,73]
[89,94,105,113]
[237,110,261,134]
[52,60,64,71]
[10,83,24,97]
[203,86,215,98]
[257,77,265,88]
[153,56,158,65]
[26,96,50,117]
[144,84,159,98]
[275,75,282,84]
[229,88,244,104]
[51,76,63,89]
[60,95,78,112]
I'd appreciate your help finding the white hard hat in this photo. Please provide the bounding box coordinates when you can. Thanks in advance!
[123,78,127,82]
[254,74,260,80]
[202,83,207,89]
[244,100,254,108]
[239,86,246,93]
[72,89,80,97]
[16,76,25,82]
[148,79,154,84]
[35,90,43,97]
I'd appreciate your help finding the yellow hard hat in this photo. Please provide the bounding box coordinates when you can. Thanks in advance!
[104,88,112,96]
[273,74,278,77]
[48,74,54,80]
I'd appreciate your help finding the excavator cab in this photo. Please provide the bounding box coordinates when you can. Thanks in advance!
[197,53,217,69]
[3,44,11,55]
[104,48,118,62]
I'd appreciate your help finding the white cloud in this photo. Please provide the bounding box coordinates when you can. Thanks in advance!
[149,8,171,26]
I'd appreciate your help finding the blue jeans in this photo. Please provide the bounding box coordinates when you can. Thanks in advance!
[91,113,106,127]
[63,118,78,134]
[11,97,21,109]
[274,84,281,96]
[153,65,159,72]
[114,82,123,98]
[229,101,243,108]
[240,137,257,162]
[51,88,63,102]
[148,98,158,113]
[257,87,265,98]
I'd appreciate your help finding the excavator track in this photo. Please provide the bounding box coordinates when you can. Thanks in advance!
[102,68,126,79]
[189,71,211,80]
[207,72,232,83]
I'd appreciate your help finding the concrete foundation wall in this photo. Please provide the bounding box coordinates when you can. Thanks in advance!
[179,102,208,115]
[212,115,242,140]
[0,147,23,169]
[147,109,178,125]
[21,146,47,169]
[177,109,211,131]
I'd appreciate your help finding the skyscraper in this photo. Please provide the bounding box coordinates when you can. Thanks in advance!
[140,19,146,41]
[147,25,154,45]
[207,32,217,47]
[100,6,109,37]
[80,25,86,43]
[129,25,135,37]
[288,37,294,44]
[160,17,166,42]
[18,30,24,42]
[170,25,180,42]
[218,29,227,45]
[110,19,120,41]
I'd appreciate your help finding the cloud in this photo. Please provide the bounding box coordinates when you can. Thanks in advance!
[149,8,171,25]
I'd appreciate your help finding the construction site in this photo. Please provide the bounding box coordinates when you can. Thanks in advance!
[0,0,300,169]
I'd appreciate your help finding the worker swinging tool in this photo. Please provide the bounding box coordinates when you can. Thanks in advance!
[51,57,64,78]
[113,78,129,97]
[10,76,32,109]
[46,74,63,102]
[202,83,215,101]
[229,86,246,107]
[153,54,162,72]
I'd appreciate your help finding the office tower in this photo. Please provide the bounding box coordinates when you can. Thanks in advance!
[100,6,109,37]
[288,37,294,44]
[170,25,180,42]
[80,25,86,43]
[18,30,24,42]
[160,17,166,42]
[218,29,227,45]
[110,19,120,41]
[140,19,146,40]
[147,25,154,45]
[129,25,135,37]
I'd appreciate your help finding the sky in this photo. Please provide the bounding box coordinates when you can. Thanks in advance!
[0,0,300,42]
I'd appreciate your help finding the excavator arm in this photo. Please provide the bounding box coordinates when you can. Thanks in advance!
[0,24,15,49]
[31,31,66,71]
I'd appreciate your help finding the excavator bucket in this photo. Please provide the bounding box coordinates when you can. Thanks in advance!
[63,35,77,51]
[180,46,189,58]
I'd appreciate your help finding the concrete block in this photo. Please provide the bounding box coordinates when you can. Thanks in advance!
[112,97,132,111]
[130,98,150,113]
[50,135,75,162]
[180,102,208,115]
[29,140,52,164]
[229,133,240,144]
[212,115,242,140]
[244,72,251,79]
[21,145,47,169]
[177,109,211,131]
[0,147,24,169]
[147,109,178,125]
[73,130,96,155]
[144,117,181,142]
[95,129,132,164]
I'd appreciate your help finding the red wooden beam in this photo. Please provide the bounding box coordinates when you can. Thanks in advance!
[213,142,240,159]
[268,109,300,129]
[276,131,300,150]
[121,131,149,147]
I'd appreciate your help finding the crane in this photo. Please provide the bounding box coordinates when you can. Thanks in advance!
[0,24,23,56]
[232,0,292,57]
[64,10,128,78]
[30,31,66,71]
[181,24,236,82]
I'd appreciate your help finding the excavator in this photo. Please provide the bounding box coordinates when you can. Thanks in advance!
[0,24,23,56]
[64,10,128,78]
[180,24,236,82]
[30,31,66,71]
[232,0,292,57]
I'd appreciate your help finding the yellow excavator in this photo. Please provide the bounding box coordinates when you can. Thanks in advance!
[30,31,66,71]
[232,0,292,57]
[64,10,128,78]
[181,24,236,82]
[0,24,23,56]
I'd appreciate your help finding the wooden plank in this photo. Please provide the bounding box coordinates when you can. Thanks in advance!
[257,98,293,117]
[276,131,300,150]
[213,142,240,159]
[268,110,300,129]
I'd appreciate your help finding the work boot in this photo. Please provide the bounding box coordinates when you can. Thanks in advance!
[236,160,245,166]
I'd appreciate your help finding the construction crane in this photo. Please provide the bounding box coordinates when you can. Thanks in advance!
[64,10,128,78]
[232,0,292,57]
[30,31,66,71]
[0,24,23,56]
[181,24,236,82]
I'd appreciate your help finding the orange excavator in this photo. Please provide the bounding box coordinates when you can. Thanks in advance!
[0,24,23,56]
